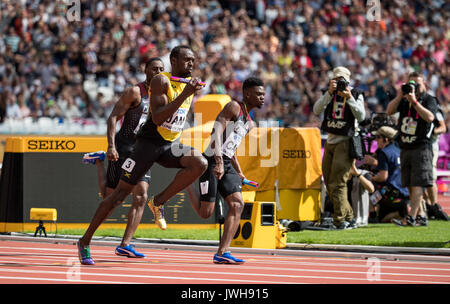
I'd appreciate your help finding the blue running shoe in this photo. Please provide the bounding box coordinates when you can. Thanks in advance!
[115,244,146,258]
[213,252,245,264]
[82,151,106,165]
[77,240,95,265]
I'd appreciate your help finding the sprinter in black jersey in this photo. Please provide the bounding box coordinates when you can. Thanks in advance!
[186,77,265,264]
[78,58,164,264]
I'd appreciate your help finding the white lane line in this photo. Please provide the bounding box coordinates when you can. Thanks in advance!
[1,251,449,275]
[0,260,449,284]
[2,255,450,278]
[0,246,450,270]
[0,268,290,284]
[1,245,449,265]
[0,266,447,284]
[0,275,139,284]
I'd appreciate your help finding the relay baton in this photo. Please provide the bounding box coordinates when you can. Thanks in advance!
[242,178,259,188]
[170,76,206,86]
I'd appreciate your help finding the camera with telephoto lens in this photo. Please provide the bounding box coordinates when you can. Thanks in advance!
[401,80,419,95]
[336,77,349,92]
[358,112,396,163]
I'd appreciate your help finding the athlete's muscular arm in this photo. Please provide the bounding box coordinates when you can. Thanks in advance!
[150,74,202,126]
[211,101,241,180]
[231,154,245,181]
[106,86,141,161]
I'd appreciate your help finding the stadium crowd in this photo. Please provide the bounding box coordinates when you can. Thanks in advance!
[0,0,449,132]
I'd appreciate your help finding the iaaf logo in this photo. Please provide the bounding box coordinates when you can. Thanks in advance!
[28,139,76,151]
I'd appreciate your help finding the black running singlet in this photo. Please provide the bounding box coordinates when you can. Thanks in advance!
[115,82,150,155]
[204,102,252,159]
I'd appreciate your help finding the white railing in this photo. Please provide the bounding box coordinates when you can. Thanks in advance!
[0,117,107,135]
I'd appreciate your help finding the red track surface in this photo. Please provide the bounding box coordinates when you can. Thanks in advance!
[0,195,448,289]
[0,239,449,285]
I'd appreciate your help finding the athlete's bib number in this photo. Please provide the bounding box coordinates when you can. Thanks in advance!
[122,158,136,172]
[222,123,246,158]
[133,104,149,134]
[161,108,188,132]
[133,114,148,134]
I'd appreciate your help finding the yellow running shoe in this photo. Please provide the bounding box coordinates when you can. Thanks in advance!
[147,197,167,230]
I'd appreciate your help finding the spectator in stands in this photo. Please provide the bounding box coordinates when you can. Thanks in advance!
[4,26,20,53]
[5,91,20,119]
[38,51,59,89]
[17,92,30,119]
[0,90,7,123]
[0,0,447,135]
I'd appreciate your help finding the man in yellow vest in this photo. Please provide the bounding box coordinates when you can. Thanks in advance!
[77,45,207,265]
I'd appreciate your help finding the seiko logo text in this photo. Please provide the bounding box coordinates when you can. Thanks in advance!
[283,150,311,159]
[28,140,76,150]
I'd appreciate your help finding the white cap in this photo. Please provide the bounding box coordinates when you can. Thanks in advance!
[332,66,351,82]
[372,126,398,139]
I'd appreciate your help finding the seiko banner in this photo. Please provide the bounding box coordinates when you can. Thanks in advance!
[0,136,216,228]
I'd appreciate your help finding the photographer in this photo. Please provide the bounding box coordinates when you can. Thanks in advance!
[425,104,448,220]
[386,72,439,227]
[368,126,410,223]
[313,66,365,229]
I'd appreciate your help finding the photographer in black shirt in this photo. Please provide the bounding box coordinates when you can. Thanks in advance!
[386,72,438,226]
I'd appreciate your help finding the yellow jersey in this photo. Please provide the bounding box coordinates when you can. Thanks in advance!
[138,72,193,142]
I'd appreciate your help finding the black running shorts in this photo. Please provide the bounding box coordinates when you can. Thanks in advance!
[120,137,194,186]
[199,156,242,202]
[106,157,151,189]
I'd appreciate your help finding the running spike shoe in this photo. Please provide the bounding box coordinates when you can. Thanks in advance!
[82,151,106,165]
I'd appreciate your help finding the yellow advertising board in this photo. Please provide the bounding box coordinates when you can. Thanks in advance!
[236,127,278,192]
[5,136,107,153]
[237,127,322,191]
[277,128,322,190]
[0,94,323,224]
[193,94,231,124]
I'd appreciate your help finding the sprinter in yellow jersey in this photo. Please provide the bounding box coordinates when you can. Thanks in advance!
[77,46,207,265]
[137,70,193,142]
[78,58,164,264]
